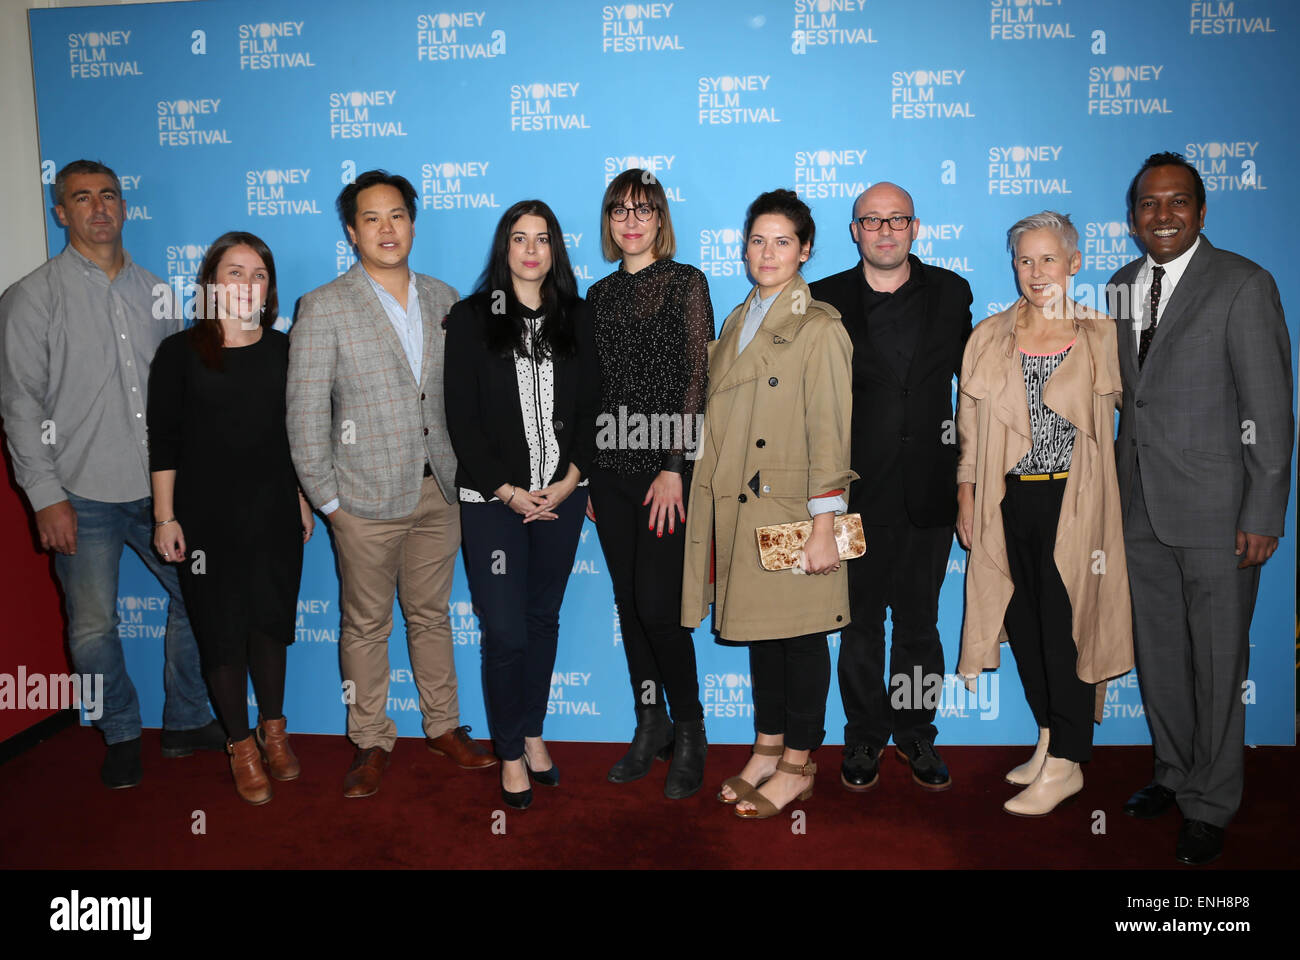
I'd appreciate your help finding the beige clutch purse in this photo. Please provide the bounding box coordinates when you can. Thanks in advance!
[756,513,866,571]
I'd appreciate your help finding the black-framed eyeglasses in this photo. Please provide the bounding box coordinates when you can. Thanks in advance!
[854,215,915,231]
[609,203,656,222]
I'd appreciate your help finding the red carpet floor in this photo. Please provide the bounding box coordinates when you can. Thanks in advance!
[2,724,1296,869]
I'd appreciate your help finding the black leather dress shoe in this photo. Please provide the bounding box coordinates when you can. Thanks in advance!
[840,744,882,792]
[894,738,951,791]
[1123,782,1177,819]
[1176,820,1224,866]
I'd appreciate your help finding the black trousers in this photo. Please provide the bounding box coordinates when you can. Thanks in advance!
[1001,478,1096,763]
[459,493,586,761]
[750,633,831,752]
[838,518,950,749]
[588,466,702,722]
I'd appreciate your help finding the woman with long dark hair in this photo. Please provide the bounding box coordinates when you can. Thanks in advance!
[586,169,714,799]
[444,200,599,810]
[148,231,311,805]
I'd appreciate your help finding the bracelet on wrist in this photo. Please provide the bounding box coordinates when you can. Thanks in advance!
[154,518,176,528]
[505,487,518,506]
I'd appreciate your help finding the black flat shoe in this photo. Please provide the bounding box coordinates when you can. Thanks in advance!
[894,738,951,791]
[160,719,227,758]
[1176,819,1224,866]
[840,743,882,792]
[1123,782,1177,819]
[524,753,559,787]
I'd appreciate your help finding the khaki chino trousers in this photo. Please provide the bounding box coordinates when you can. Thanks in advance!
[329,476,461,752]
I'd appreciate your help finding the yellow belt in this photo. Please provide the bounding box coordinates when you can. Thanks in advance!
[1012,471,1069,481]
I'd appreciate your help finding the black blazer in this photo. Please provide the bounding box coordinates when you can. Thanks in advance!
[444,292,600,499]
[810,257,972,527]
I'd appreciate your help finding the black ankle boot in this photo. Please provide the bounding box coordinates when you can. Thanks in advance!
[664,718,707,799]
[607,706,674,783]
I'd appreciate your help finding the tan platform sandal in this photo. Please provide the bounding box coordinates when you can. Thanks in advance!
[735,759,817,820]
[717,742,784,804]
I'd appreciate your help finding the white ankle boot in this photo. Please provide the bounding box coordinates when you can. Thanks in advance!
[1003,755,1082,817]
[1005,727,1050,785]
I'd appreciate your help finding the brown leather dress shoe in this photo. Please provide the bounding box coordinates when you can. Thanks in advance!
[256,715,301,781]
[343,746,390,798]
[426,725,497,769]
[227,735,273,805]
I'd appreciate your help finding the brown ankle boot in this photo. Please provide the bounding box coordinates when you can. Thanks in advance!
[228,735,273,805]
[256,716,301,781]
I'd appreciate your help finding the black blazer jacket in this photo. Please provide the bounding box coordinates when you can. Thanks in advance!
[810,256,972,527]
[444,292,600,499]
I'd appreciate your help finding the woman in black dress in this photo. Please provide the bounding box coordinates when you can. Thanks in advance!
[444,200,599,810]
[148,231,311,805]
[586,169,713,798]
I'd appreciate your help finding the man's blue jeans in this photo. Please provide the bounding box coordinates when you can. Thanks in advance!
[53,493,213,744]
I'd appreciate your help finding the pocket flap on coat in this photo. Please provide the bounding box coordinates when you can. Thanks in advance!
[757,467,809,500]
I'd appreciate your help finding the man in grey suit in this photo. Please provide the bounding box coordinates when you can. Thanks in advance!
[288,170,495,798]
[1107,152,1293,865]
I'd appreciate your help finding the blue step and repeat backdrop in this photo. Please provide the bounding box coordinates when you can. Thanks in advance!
[27,0,1297,745]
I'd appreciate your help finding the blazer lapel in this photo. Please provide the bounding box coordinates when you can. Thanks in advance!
[1109,260,1142,381]
[345,263,417,389]
[416,277,440,392]
[903,279,939,388]
[1140,237,1214,369]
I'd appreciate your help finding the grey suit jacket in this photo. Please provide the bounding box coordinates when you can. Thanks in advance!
[1107,236,1293,548]
[287,262,459,519]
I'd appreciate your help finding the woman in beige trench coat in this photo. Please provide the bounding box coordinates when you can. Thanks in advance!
[681,189,856,820]
[956,211,1134,816]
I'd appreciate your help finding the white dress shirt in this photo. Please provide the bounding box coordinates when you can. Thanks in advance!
[1132,236,1200,351]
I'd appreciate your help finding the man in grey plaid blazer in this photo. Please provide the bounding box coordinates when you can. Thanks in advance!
[1108,152,1293,865]
[288,170,496,798]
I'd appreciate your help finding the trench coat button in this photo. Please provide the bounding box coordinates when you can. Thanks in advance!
[553,419,564,431]
[1130,438,1137,446]
[900,434,910,443]
[423,427,429,436]
[738,493,747,503]
[1135,399,1146,407]
[755,438,765,448]
[836,615,843,622]
[768,377,779,387]
[421,393,426,401]
[762,484,771,493]
[902,388,909,398]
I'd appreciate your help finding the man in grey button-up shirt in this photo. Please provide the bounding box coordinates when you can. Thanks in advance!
[0,160,220,788]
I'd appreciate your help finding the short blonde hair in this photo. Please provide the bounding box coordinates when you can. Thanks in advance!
[1007,210,1078,256]
[599,169,676,262]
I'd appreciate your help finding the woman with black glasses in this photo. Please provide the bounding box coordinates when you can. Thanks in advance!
[445,199,599,810]
[586,169,714,799]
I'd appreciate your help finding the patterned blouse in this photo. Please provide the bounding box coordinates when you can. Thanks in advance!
[459,311,588,503]
[1011,340,1077,475]
[586,258,713,476]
